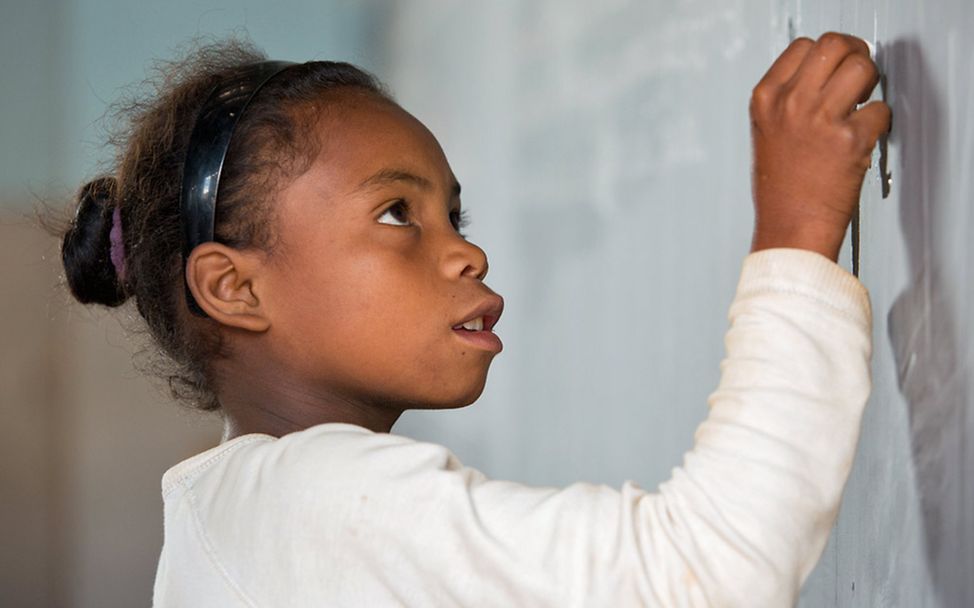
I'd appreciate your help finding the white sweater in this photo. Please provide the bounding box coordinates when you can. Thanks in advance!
[152,248,872,607]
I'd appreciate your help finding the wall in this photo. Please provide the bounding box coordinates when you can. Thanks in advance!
[0,0,387,207]
[0,2,386,607]
[385,1,973,606]
[0,218,224,608]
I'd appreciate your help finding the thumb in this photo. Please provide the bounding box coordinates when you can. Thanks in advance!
[849,100,892,151]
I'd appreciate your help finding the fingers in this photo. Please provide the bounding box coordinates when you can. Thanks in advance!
[790,32,872,93]
[848,100,892,150]
[821,52,881,118]
[757,37,815,88]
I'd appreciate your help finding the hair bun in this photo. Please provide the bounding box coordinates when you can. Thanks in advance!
[61,176,129,307]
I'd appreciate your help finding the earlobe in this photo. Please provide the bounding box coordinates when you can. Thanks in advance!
[185,243,271,332]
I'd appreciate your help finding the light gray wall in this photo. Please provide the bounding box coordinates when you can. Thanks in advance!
[386,1,973,606]
[0,0,388,206]
[0,3,388,607]
[0,0,67,206]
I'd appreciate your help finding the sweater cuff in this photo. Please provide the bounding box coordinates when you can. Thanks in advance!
[736,248,872,330]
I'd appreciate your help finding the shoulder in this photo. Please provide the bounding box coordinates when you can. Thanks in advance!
[162,423,640,605]
[178,422,473,505]
[273,422,467,478]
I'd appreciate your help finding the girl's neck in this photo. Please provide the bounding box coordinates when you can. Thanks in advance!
[213,357,402,441]
[218,400,401,441]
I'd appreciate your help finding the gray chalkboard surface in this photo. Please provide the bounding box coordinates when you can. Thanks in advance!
[389,1,974,605]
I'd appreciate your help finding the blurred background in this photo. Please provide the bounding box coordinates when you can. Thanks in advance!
[2,1,972,606]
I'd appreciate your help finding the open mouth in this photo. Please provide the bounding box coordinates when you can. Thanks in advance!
[451,297,504,352]
[453,316,485,331]
[452,314,496,332]
[451,323,503,352]
[452,295,503,332]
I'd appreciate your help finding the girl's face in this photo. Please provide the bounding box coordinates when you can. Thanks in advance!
[255,91,503,414]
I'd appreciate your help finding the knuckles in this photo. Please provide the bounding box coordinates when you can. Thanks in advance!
[846,53,878,79]
[789,37,815,52]
[780,88,805,120]
[818,31,849,48]
[749,83,777,116]
[818,31,871,59]
[830,124,861,153]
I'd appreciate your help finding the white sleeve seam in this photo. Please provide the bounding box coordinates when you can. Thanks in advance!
[163,436,270,498]
[186,488,260,607]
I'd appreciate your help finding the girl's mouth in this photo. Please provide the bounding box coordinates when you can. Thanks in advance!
[455,315,486,331]
[451,295,504,352]
[452,324,503,352]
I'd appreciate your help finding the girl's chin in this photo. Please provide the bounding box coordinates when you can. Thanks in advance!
[420,380,489,410]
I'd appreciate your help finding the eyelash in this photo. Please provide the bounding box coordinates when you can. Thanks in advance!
[380,199,471,239]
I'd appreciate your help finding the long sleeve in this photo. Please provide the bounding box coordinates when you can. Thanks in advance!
[642,247,872,604]
[154,248,872,608]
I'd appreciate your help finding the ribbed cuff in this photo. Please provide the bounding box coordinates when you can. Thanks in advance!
[736,248,872,330]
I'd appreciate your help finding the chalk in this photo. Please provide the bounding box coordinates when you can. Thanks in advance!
[864,39,876,61]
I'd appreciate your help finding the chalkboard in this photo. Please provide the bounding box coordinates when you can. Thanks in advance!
[389,1,974,605]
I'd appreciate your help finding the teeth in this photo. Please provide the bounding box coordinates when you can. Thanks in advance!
[461,316,484,331]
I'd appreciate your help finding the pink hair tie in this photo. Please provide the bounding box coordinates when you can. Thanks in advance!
[109,205,127,283]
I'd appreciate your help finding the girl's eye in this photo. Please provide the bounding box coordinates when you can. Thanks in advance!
[377,200,411,227]
[377,199,471,238]
[451,208,471,239]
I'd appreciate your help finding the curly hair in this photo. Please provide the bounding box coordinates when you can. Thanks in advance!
[43,37,393,412]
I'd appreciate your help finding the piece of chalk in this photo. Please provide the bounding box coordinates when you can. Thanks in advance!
[864,39,876,60]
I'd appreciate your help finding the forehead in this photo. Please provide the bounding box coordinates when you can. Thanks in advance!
[308,91,455,195]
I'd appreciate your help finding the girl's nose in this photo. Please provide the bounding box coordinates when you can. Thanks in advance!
[443,233,489,281]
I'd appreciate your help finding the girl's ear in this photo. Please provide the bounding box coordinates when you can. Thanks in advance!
[185,243,271,332]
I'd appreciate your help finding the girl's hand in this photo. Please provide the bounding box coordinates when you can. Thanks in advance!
[748,32,892,262]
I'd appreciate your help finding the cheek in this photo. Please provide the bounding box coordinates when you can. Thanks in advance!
[272,247,443,361]
[265,240,493,404]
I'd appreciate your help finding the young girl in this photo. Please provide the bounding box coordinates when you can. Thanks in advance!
[56,33,889,606]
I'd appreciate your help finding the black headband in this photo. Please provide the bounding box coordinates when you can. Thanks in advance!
[180,60,297,317]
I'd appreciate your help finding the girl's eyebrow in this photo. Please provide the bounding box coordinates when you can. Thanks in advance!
[356,168,462,198]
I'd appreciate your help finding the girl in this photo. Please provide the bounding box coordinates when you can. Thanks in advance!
[55,33,889,606]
